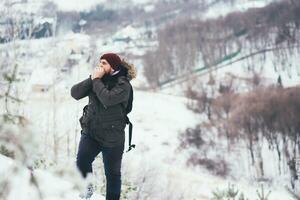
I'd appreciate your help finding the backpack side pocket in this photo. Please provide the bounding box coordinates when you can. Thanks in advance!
[79,105,90,132]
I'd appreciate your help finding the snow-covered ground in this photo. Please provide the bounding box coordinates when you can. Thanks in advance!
[1,83,297,199]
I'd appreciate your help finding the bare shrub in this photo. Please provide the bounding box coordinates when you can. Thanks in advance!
[179,125,205,149]
[187,153,230,177]
[183,79,300,180]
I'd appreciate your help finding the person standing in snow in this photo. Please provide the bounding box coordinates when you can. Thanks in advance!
[71,53,136,200]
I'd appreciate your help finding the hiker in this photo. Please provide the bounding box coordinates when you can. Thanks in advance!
[71,53,136,200]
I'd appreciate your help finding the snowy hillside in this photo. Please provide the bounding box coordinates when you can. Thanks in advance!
[1,0,300,199]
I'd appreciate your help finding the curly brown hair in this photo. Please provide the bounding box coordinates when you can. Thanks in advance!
[121,59,137,81]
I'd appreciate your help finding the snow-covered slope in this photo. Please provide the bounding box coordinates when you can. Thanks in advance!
[12,75,296,199]
[121,89,297,200]
[0,84,297,199]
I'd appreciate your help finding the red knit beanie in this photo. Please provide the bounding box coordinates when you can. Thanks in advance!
[100,53,122,71]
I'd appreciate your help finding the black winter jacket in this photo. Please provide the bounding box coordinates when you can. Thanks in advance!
[71,70,132,147]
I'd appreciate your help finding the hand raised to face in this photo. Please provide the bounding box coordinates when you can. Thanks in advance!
[91,66,105,80]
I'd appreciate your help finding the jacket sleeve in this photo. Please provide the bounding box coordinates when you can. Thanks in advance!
[70,76,92,100]
[92,77,131,107]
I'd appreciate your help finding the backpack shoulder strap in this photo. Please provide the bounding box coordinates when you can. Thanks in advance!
[125,116,135,152]
[122,84,135,152]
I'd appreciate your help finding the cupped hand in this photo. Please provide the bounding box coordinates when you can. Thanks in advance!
[91,66,105,80]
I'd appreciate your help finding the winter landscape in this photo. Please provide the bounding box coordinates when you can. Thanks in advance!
[0,0,300,199]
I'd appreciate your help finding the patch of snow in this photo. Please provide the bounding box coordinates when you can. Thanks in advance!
[204,0,276,19]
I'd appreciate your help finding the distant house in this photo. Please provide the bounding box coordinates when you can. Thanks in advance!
[113,36,131,43]
[0,17,55,43]
[31,21,53,39]
[32,84,50,92]
[30,67,56,93]
[112,25,140,44]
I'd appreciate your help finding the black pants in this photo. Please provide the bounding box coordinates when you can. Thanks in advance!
[76,132,124,200]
